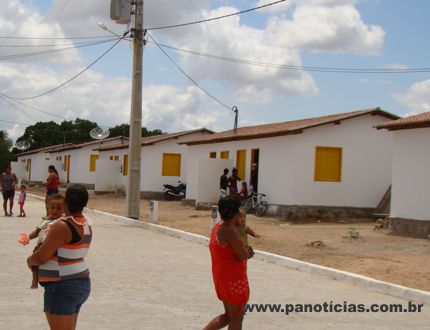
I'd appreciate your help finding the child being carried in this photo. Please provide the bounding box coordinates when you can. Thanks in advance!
[18,194,65,288]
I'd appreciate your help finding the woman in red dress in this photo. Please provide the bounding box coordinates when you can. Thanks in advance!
[204,197,252,330]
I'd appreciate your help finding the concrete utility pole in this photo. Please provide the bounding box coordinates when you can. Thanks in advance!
[126,0,144,219]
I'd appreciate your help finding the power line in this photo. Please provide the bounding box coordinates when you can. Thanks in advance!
[0,37,115,48]
[145,0,287,30]
[0,36,119,40]
[149,41,430,74]
[0,119,32,126]
[0,96,65,120]
[0,37,125,100]
[0,38,120,61]
[147,32,232,112]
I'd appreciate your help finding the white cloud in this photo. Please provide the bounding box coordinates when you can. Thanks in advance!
[266,2,385,54]
[395,80,430,115]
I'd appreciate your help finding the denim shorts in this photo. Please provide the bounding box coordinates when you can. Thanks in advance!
[42,277,91,315]
[46,188,59,196]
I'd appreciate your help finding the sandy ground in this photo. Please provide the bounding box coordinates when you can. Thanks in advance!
[29,188,430,292]
[3,195,430,330]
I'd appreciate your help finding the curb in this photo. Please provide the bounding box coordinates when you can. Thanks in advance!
[28,194,430,305]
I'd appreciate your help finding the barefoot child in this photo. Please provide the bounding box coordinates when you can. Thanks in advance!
[18,194,65,288]
[18,185,27,217]
[237,207,260,257]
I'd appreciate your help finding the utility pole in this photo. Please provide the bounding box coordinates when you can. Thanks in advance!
[126,0,144,219]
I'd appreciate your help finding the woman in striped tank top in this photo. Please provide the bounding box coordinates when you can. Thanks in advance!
[27,184,92,330]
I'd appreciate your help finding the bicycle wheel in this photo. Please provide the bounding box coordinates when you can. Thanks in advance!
[243,198,253,213]
[255,201,268,217]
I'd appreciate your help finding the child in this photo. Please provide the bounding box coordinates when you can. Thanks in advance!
[239,181,249,201]
[236,207,260,256]
[18,194,65,288]
[17,184,27,217]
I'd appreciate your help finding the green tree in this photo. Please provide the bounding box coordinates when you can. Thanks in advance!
[109,123,164,138]
[0,130,14,171]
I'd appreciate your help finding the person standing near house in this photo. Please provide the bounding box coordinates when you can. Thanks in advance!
[1,164,18,216]
[219,168,229,199]
[227,168,241,198]
[44,165,60,217]
[249,163,258,193]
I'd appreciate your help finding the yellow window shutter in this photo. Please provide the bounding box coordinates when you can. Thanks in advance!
[162,153,181,176]
[220,151,229,159]
[314,147,342,182]
[209,152,217,159]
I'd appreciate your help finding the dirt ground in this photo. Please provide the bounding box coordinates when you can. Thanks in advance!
[29,187,430,292]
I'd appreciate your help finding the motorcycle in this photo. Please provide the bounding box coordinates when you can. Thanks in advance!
[163,181,186,201]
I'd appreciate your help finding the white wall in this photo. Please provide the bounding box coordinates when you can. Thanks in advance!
[196,158,233,204]
[16,152,51,183]
[11,161,26,182]
[390,128,430,220]
[140,132,210,192]
[185,138,296,204]
[291,115,393,207]
[186,114,394,208]
[95,149,128,192]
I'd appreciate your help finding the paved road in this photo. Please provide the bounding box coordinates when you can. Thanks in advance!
[1,195,429,329]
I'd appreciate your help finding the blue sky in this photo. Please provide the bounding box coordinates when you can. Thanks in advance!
[1,0,429,142]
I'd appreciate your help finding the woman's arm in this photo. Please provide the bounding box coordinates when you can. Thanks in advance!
[27,221,70,267]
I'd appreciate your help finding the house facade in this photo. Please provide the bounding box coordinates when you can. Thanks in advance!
[183,108,398,218]
[376,111,430,237]
[14,137,127,188]
[95,129,213,197]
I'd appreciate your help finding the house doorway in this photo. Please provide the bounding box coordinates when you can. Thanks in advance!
[26,159,31,181]
[250,149,259,192]
[64,155,71,183]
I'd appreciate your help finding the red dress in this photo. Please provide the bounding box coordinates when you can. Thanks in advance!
[209,222,250,305]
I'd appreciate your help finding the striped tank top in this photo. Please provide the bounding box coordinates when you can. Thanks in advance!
[38,216,92,282]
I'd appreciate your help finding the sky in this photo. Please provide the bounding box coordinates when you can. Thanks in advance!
[0,0,429,143]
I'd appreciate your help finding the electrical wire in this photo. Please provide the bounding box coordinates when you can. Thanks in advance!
[0,37,125,100]
[0,37,121,61]
[147,32,232,112]
[0,36,120,40]
[0,119,32,126]
[148,41,430,74]
[145,0,287,30]
[0,37,116,48]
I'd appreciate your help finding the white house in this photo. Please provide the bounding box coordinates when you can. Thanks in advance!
[182,107,399,218]
[47,137,128,188]
[13,143,75,184]
[95,129,213,197]
[14,137,127,188]
[375,111,430,237]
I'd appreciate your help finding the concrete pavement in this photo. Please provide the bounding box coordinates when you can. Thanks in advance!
[1,195,429,329]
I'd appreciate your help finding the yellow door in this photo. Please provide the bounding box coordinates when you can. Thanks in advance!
[64,155,71,183]
[236,150,246,180]
[123,154,129,176]
[26,159,31,181]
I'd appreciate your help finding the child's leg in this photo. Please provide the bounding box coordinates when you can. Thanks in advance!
[31,266,38,289]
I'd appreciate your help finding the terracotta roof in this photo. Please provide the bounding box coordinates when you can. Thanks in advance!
[16,143,75,157]
[16,136,128,156]
[97,128,214,152]
[375,111,430,131]
[180,107,399,146]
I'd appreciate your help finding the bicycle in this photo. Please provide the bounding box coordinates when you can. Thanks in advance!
[242,192,268,217]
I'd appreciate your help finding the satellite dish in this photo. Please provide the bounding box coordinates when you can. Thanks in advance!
[15,140,30,151]
[90,127,110,140]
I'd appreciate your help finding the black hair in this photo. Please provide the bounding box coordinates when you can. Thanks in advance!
[21,184,26,189]
[48,165,59,176]
[223,168,229,174]
[65,184,88,213]
[218,197,241,221]
[49,193,65,203]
